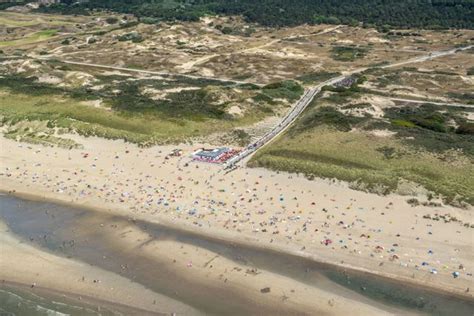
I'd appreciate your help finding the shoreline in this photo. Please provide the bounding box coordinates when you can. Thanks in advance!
[0,208,204,315]
[0,280,163,316]
[2,188,473,303]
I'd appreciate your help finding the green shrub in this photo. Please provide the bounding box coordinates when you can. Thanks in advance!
[261,80,304,102]
[448,92,474,105]
[221,26,233,34]
[341,103,371,110]
[456,122,474,135]
[296,71,341,84]
[105,17,119,24]
[392,119,416,128]
[93,30,107,36]
[117,32,143,43]
[118,21,139,29]
[385,105,474,155]
[410,117,447,133]
[331,46,368,62]
[252,93,274,103]
[295,106,366,133]
[140,17,160,24]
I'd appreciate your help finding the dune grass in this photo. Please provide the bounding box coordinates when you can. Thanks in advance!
[0,30,59,47]
[331,46,369,62]
[0,16,39,27]
[0,89,258,145]
[0,71,302,146]
[249,128,474,204]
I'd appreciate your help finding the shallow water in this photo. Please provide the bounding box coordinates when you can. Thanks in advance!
[0,286,121,316]
[1,195,473,315]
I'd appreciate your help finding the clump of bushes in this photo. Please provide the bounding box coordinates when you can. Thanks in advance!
[87,37,97,44]
[456,122,474,135]
[391,119,416,128]
[117,32,143,43]
[141,17,161,24]
[295,106,366,133]
[296,71,341,84]
[331,46,368,61]
[386,106,451,132]
[232,129,251,146]
[261,80,304,102]
[385,104,474,155]
[105,17,119,24]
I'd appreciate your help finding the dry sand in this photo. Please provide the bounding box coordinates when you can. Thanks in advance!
[0,134,473,312]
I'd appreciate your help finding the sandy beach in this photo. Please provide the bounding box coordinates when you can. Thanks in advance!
[1,134,473,314]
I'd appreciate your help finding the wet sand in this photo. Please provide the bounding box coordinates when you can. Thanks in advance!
[0,213,201,315]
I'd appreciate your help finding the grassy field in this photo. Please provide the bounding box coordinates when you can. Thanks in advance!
[0,30,59,47]
[0,16,39,27]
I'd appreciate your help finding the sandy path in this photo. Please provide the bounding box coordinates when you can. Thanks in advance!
[178,53,219,71]
[388,97,474,108]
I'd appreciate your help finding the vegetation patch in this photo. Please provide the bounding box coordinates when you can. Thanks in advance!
[456,122,474,135]
[391,119,416,128]
[0,70,297,145]
[231,129,251,147]
[330,46,368,62]
[0,89,240,145]
[3,121,81,149]
[341,103,371,110]
[263,149,376,170]
[0,73,275,121]
[448,92,474,105]
[250,128,473,204]
[384,104,474,155]
[296,71,340,84]
[293,106,368,133]
[261,80,304,102]
[117,32,144,43]
[0,29,58,47]
[34,0,474,29]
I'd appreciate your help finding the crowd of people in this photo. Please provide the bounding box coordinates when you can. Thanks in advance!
[1,138,472,294]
